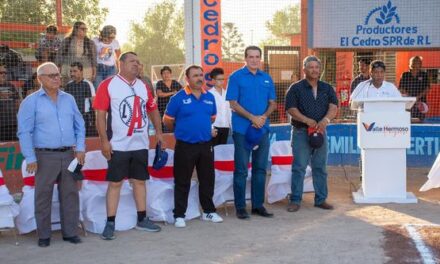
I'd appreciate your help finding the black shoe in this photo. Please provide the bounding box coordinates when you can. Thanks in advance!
[314,202,334,210]
[251,207,274,218]
[287,202,301,212]
[38,238,50,247]
[62,236,82,244]
[236,208,250,220]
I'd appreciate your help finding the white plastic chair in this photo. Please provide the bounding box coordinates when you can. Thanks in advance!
[147,149,201,224]
[420,152,440,191]
[80,150,136,233]
[0,169,20,245]
[267,140,313,204]
[213,144,251,211]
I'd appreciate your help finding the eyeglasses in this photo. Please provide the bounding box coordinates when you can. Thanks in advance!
[214,78,225,81]
[41,73,61,79]
[0,71,7,75]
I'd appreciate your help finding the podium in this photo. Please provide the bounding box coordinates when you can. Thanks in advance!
[350,97,417,203]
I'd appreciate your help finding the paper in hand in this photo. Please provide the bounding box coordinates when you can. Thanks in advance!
[68,158,84,180]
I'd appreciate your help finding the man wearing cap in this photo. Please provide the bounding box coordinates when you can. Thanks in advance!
[399,56,430,120]
[163,65,222,228]
[17,62,85,247]
[94,52,163,240]
[226,46,277,219]
[285,55,338,212]
[351,60,401,101]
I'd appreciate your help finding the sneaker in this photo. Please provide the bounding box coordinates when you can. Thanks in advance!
[135,218,161,232]
[201,212,223,223]
[174,217,186,228]
[100,221,115,240]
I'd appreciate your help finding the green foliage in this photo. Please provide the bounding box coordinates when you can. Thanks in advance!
[261,4,301,47]
[60,0,108,36]
[222,22,245,62]
[259,38,290,48]
[127,0,185,73]
[0,0,108,36]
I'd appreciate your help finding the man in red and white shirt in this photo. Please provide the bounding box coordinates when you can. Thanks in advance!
[94,52,163,240]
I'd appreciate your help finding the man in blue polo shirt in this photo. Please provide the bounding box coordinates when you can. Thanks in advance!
[163,65,223,228]
[285,55,338,213]
[226,46,277,220]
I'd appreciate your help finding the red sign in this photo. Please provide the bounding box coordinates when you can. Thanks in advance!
[200,0,223,88]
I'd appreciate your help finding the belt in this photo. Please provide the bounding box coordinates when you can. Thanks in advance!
[35,147,73,152]
[177,140,211,145]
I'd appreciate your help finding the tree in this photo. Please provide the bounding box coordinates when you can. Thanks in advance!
[0,0,108,38]
[127,0,184,74]
[222,22,245,62]
[261,4,301,47]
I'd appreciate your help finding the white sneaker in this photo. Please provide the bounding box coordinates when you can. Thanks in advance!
[202,212,223,223]
[174,217,186,228]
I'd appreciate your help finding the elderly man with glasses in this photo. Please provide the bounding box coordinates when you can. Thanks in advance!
[17,62,86,247]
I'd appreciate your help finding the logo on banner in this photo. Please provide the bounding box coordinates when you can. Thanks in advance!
[362,121,409,136]
[339,0,432,48]
[365,1,399,25]
[362,122,376,131]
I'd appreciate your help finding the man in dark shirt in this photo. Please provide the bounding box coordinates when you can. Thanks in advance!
[399,56,430,120]
[156,66,183,116]
[35,25,62,63]
[350,58,370,93]
[285,55,338,212]
[0,63,20,141]
[64,62,95,136]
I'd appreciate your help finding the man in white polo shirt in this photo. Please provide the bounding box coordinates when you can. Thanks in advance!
[94,51,163,240]
[351,60,401,100]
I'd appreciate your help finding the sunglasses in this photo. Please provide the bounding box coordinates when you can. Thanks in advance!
[371,62,385,69]
[79,27,88,31]
[41,73,61,79]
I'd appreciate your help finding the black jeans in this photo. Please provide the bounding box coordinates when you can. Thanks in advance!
[173,140,216,218]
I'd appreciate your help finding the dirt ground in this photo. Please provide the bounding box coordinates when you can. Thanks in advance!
[0,166,439,264]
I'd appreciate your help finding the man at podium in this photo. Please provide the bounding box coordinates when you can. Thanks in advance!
[350,60,401,101]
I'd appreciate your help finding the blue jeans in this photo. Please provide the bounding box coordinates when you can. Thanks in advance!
[290,127,328,205]
[232,132,269,210]
[95,64,116,89]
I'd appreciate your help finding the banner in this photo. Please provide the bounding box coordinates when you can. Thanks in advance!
[267,124,440,167]
[1,124,439,187]
[200,0,222,87]
[309,0,440,49]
